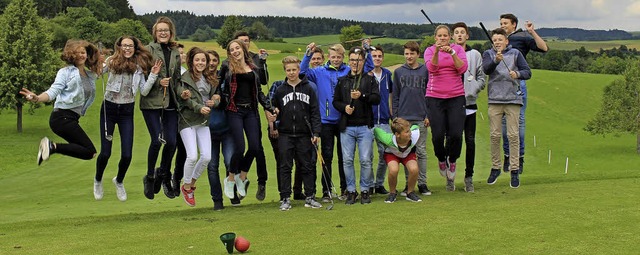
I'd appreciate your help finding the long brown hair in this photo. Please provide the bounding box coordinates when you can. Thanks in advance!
[205,49,220,88]
[226,39,255,74]
[60,39,101,74]
[108,36,154,75]
[186,47,217,88]
[152,16,177,47]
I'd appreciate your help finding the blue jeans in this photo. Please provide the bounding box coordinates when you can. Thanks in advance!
[340,126,374,192]
[96,101,135,183]
[207,130,234,202]
[371,123,390,188]
[503,80,526,156]
[141,108,178,176]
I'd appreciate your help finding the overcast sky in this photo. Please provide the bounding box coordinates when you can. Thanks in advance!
[130,0,640,31]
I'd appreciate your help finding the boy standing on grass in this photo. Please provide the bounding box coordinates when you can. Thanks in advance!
[374,118,422,203]
[369,46,393,195]
[271,56,322,211]
[392,41,431,196]
[333,46,380,205]
[483,28,531,188]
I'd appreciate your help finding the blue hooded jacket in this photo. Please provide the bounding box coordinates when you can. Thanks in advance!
[372,67,393,125]
[301,53,373,124]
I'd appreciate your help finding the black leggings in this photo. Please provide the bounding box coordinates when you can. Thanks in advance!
[426,96,466,163]
[49,109,96,160]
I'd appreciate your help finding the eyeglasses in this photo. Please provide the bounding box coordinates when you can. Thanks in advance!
[121,44,134,49]
[157,29,171,34]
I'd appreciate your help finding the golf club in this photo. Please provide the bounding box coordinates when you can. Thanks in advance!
[98,42,113,142]
[158,83,167,144]
[479,22,522,94]
[420,9,435,26]
[304,116,334,210]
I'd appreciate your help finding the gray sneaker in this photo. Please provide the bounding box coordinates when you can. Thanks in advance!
[446,179,455,192]
[112,177,127,202]
[304,197,323,208]
[405,192,422,202]
[279,198,291,211]
[464,177,474,192]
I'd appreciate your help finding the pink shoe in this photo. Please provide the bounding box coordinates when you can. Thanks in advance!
[447,162,457,180]
[438,161,448,177]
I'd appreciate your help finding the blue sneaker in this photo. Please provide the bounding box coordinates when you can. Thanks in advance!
[510,171,520,188]
[487,169,501,185]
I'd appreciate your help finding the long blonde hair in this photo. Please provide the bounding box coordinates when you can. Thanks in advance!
[226,39,255,74]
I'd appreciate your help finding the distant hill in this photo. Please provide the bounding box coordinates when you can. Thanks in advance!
[537,28,633,41]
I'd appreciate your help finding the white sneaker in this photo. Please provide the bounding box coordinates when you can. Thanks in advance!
[38,137,51,166]
[112,177,127,202]
[93,179,103,201]
[223,177,235,199]
[235,175,246,197]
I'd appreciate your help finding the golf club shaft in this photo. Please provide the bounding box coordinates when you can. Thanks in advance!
[420,9,435,26]
[98,42,112,141]
[304,117,337,202]
[479,22,513,73]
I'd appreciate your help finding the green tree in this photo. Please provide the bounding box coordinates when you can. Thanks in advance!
[339,25,364,49]
[191,25,216,42]
[217,15,244,49]
[420,35,435,54]
[248,21,271,41]
[87,0,117,22]
[585,61,640,153]
[102,18,152,47]
[0,0,59,132]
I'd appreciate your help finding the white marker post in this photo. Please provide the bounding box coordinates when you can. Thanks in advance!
[479,112,485,120]
[548,150,551,164]
[534,135,537,147]
[565,157,569,174]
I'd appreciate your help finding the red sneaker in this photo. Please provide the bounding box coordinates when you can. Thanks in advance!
[181,185,196,207]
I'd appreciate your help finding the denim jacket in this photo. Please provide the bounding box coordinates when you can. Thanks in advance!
[103,63,158,97]
[44,65,97,116]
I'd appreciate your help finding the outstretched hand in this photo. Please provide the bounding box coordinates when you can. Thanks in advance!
[150,59,163,74]
[20,88,38,102]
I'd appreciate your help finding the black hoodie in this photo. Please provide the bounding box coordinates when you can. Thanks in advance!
[273,75,321,137]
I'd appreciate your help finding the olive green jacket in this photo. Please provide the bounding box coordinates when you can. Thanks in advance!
[177,72,215,130]
[140,42,182,109]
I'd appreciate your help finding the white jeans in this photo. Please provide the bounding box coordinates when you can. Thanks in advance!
[180,125,212,184]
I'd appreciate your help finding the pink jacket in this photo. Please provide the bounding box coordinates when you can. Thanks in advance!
[424,44,468,99]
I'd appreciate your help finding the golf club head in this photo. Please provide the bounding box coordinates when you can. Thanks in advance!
[105,134,113,142]
[326,204,334,210]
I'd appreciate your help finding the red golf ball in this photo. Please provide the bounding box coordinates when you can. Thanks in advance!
[235,236,250,253]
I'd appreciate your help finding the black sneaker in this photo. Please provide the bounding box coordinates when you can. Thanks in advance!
[375,186,389,195]
[503,155,510,173]
[162,174,175,199]
[153,168,163,194]
[213,200,224,211]
[406,192,422,202]
[345,191,356,205]
[143,174,155,200]
[384,192,397,203]
[487,169,501,185]
[360,191,371,204]
[338,189,347,200]
[171,176,181,197]
[230,193,241,206]
[256,184,266,201]
[518,157,524,174]
[510,171,520,188]
[368,187,374,195]
[418,184,431,196]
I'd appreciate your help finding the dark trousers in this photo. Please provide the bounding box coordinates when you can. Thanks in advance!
[463,110,477,178]
[207,131,234,203]
[245,118,268,185]
[278,134,316,199]
[49,109,96,160]
[320,123,346,193]
[268,129,305,194]
[426,96,466,163]
[173,135,186,181]
[228,107,262,174]
[141,109,178,176]
[95,102,134,183]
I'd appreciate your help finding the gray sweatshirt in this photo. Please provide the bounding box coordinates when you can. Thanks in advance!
[392,63,429,121]
[482,46,531,105]
[463,48,486,106]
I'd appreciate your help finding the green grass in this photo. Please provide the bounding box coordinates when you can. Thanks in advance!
[1,41,639,254]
